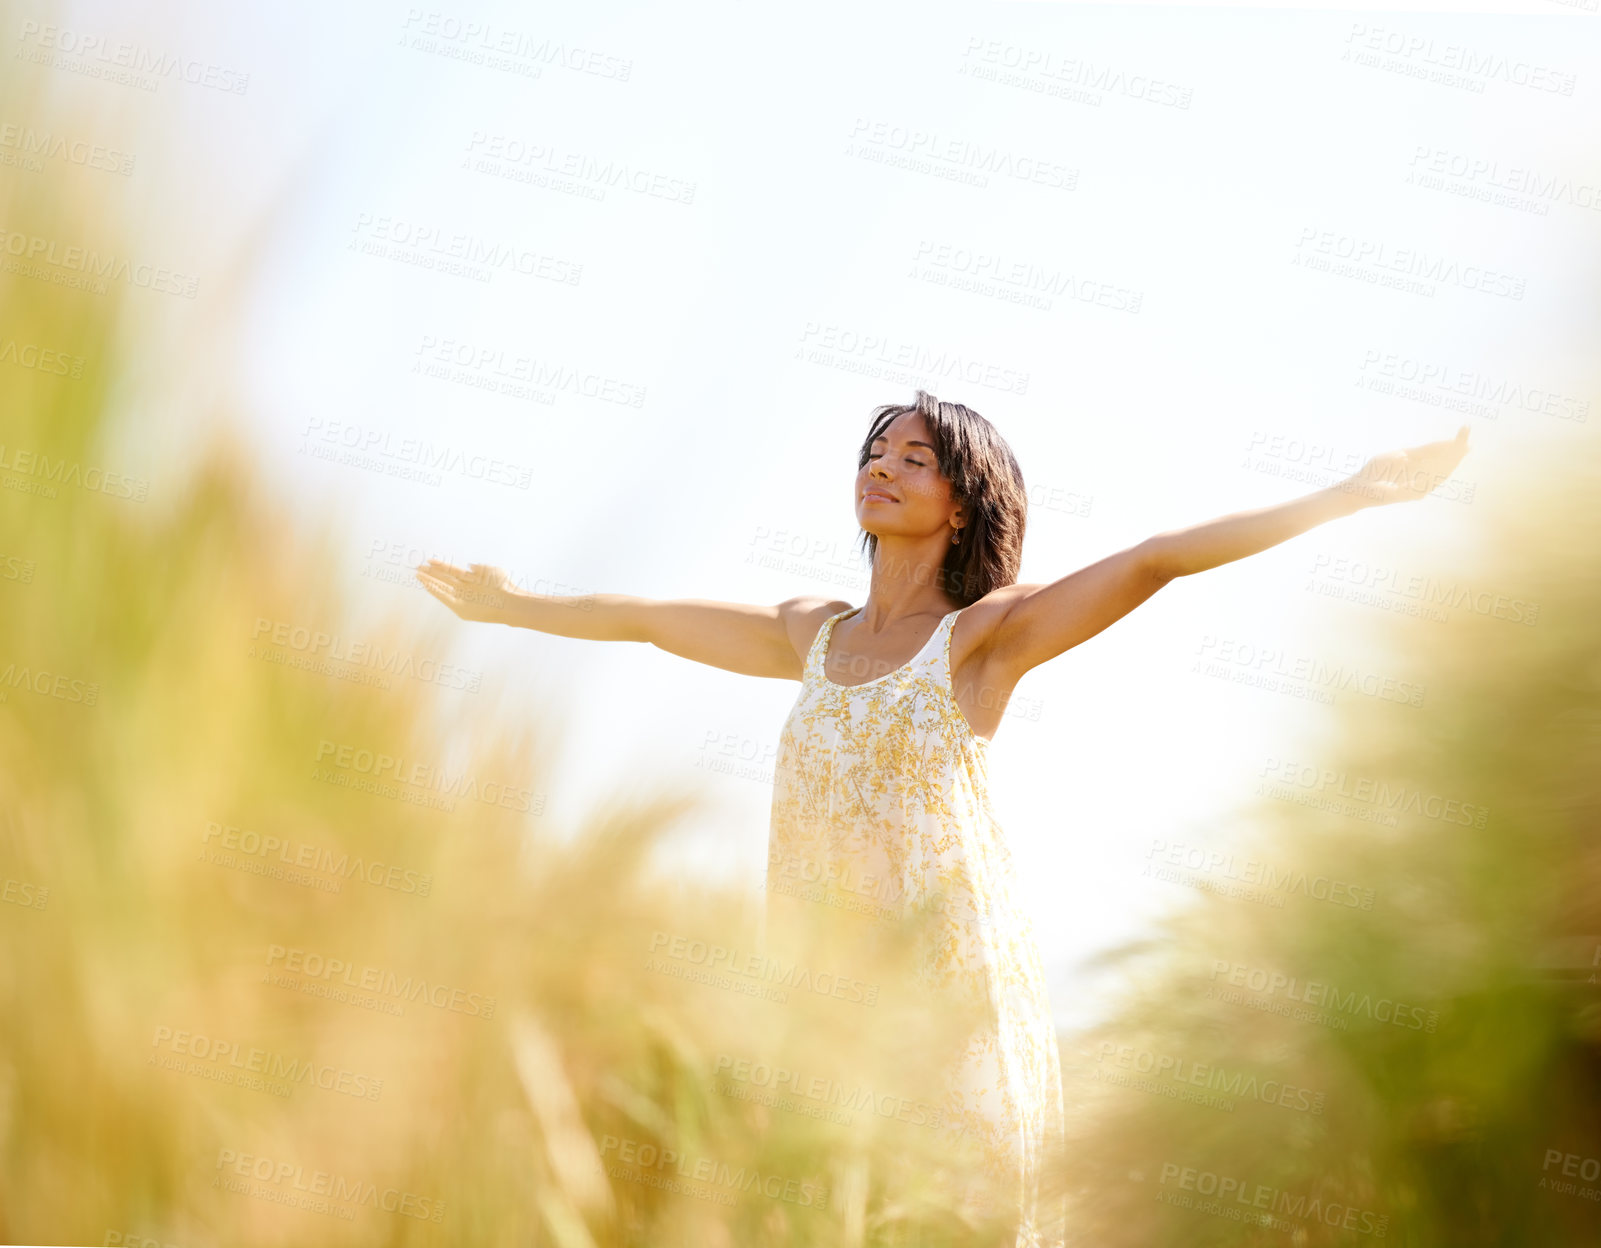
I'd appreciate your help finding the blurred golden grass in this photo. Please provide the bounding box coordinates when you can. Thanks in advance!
[0,34,1020,1248]
[1058,442,1601,1243]
[3,13,1601,1247]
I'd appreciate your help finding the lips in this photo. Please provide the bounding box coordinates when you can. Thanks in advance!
[862,490,898,504]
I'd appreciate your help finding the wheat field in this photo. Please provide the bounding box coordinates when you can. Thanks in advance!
[2,9,1600,1247]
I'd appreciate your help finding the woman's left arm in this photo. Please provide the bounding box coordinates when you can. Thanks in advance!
[981,426,1472,681]
[1147,425,1471,578]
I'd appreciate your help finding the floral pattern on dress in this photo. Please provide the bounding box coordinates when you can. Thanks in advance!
[767,605,1067,1246]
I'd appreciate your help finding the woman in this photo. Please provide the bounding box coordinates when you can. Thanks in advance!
[416,388,1470,1246]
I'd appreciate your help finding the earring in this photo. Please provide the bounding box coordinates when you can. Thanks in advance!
[950,527,961,545]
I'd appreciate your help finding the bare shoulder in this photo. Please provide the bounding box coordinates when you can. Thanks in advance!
[950,583,1045,674]
[778,595,855,671]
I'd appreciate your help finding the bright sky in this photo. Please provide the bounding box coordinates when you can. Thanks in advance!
[58,0,1601,1032]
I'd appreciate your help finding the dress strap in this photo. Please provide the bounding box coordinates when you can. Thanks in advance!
[805,607,857,679]
[935,608,963,678]
[903,609,964,680]
[806,606,964,685]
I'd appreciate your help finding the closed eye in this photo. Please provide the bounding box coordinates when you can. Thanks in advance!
[867,454,927,467]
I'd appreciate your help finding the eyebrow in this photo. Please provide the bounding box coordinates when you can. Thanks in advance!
[870,436,935,452]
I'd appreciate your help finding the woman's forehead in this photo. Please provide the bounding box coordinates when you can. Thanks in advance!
[875,410,932,442]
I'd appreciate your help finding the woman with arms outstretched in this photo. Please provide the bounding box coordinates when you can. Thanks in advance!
[417,389,1470,1247]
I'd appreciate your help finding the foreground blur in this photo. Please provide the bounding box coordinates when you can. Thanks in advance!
[3,19,1600,1248]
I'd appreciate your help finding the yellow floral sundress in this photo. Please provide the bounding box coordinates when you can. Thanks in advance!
[766,605,1066,1246]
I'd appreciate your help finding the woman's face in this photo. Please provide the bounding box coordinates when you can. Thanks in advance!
[855,410,964,541]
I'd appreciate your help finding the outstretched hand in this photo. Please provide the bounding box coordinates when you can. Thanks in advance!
[1341,425,1472,506]
[415,559,518,624]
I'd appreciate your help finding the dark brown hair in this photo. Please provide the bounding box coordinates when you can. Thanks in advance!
[854,389,1027,607]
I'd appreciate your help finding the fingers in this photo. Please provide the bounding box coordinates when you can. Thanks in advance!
[417,558,467,579]
[416,559,495,589]
[414,558,506,588]
[415,571,454,600]
[416,570,464,601]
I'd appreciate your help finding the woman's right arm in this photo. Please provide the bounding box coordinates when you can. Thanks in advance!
[416,559,848,680]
